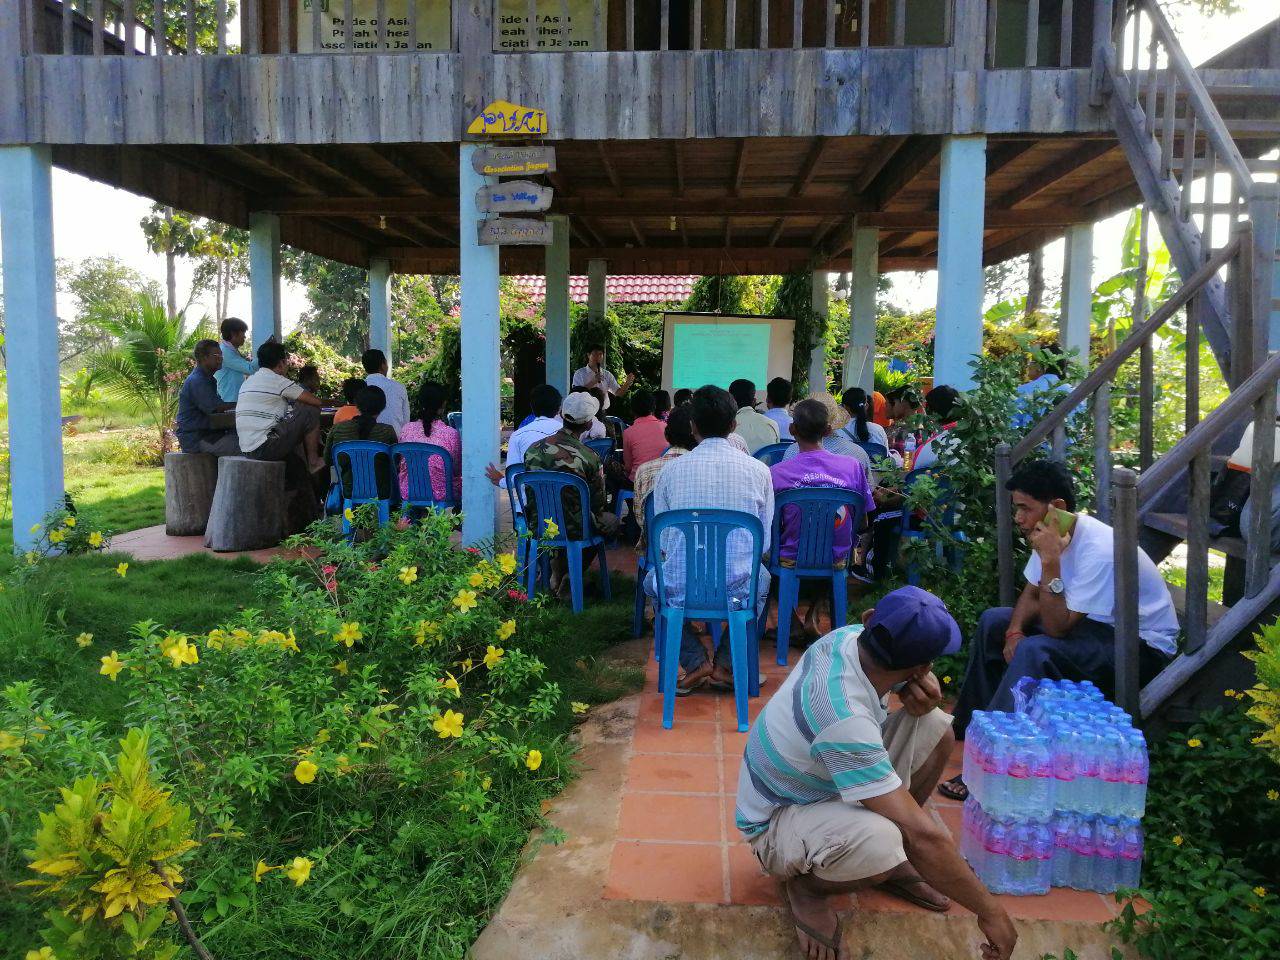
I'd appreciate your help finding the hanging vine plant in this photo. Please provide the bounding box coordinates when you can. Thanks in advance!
[773,271,825,396]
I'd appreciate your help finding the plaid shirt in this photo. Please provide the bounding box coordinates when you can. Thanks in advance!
[650,437,773,608]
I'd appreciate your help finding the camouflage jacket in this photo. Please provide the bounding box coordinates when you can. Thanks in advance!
[522,430,606,541]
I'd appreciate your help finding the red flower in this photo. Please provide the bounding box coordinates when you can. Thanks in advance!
[321,565,337,577]
[465,547,480,555]
[368,564,380,572]
[507,589,528,602]
[324,579,338,593]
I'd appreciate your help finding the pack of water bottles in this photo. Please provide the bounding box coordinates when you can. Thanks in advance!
[959,678,1147,895]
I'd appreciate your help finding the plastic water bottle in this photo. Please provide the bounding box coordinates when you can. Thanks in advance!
[986,821,1012,893]
[1093,817,1122,893]
[1050,723,1077,813]
[1098,730,1126,817]
[1052,812,1076,887]
[903,434,917,469]
[1118,819,1144,889]
[1121,731,1148,819]
[1075,729,1102,815]
[1070,816,1097,890]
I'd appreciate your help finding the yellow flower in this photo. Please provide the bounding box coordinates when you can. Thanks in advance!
[481,775,492,791]
[48,530,64,544]
[28,523,41,534]
[334,622,363,647]
[1267,789,1279,802]
[115,562,128,577]
[279,630,300,654]
[343,508,355,522]
[525,749,543,771]
[162,636,199,668]
[453,589,478,614]
[285,856,312,886]
[293,759,318,784]
[1187,738,1202,748]
[398,566,418,585]
[469,571,485,588]
[497,619,516,642]
[441,673,461,696]
[333,659,349,676]
[461,657,474,671]
[1224,689,1237,699]
[64,516,76,528]
[336,755,354,775]
[88,531,103,548]
[25,948,55,960]
[75,632,94,648]
[542,518,559,539]
[433,709,465,739]
[25,551,38,565]
[413,620,440,646]
[1172,835,1183,847]
[497,552,518,575]
[253,860,276,883]
[484,645,505,669]
[99,651,125,681]
[942,676,952,684]
[1255,887,1268,898]
[0,731,25,751]
[570,702,589,714]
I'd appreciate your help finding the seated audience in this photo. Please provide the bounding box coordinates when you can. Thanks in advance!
[911,386,961,470]
[176,339,239,456]
[485,384,563,487]
[940,460,1177,801]
[333,378,365,425]
[398,381,461,505]
[297,364,322,397]
[649,385,774,693]
[780,393,873,477]
[840,387,890,452]
[633,407,698,550]
[236,340,326,474]
[673,388,693,408]
[215,317,257,402]
[764,377,794,440]
[729,378,781,454]
[737,589,1016,960]
[883,386,921,425]
[622,390,669,481]
[362,348,411,433]
[653,389,673,422]
[871,389,891,428]
[1013,343,1072,430]
[324,386,399,499]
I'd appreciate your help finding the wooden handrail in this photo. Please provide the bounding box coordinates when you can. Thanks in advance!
[1009,234,1242,464]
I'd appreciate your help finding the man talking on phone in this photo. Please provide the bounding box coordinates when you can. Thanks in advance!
[939,460,1177,802]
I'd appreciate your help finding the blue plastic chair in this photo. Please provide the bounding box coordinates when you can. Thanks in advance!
[649,508,764,732]
[754,441,793,466]
[605,414,627,436]
[332,441,394,537]
[855,440,889,462]
[763,488,866,666]
[585,437,614,463]
[446,411,462,431]
[504,463,539,585]
[513,470,612,614]
[888,358,910,374]
[899,467,963,586]
[393,442,457,512]
[633,494,656,642]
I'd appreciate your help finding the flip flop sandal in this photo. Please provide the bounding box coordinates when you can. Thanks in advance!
[937,776,968,802]
[879,877,951,913]
[788,910,846,959]
[675,675,709,696]
[709,674,769,692]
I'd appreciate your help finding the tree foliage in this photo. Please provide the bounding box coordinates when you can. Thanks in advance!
[57,257,163,365]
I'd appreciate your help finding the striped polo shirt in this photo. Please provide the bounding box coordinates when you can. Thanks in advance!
[734,624,900,838]
[235,368,305,454]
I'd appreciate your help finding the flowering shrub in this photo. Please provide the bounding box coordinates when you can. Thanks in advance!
[23,507,112,567]
[1243,619,1280,767]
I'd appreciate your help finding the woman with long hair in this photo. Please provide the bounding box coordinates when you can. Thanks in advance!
[839,387,890,450]
[324,385,398,498]
[398,381,462,504]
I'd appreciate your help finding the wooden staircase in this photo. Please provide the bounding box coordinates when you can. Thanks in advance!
[993,5,1280,729]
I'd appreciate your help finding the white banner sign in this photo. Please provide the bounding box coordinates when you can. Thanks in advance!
[297,0,451,52]
[493,0,607,51]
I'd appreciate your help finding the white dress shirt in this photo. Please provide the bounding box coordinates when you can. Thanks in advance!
[365,372,410,433]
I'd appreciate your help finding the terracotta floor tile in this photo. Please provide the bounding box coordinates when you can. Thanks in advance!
[993,886,1117,923]
[637,692,721,724]
[722,729,749,757]
[617,793,723,843]
[721,755,742,794]
[933,802,964,841]
[627,753,721,794]
[633,720,720,755]
[723,796,741,834]
[603,841,727,904]
[728,841,783,906]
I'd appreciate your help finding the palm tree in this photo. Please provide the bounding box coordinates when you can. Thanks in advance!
[88,294,209,453]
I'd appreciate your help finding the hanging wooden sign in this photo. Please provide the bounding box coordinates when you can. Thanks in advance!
[470,146,557,177]
[466,100,548,137]
[478,218,554,246]
[475,181,553,215]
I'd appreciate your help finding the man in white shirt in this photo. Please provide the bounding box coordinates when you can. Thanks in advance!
[728,378,781,455]
[236,341,326,473]
[763,376,794,440]
[941,460,1177,799]
[571,343,634,411]
[485,384,563,488]
[362,348,410,433]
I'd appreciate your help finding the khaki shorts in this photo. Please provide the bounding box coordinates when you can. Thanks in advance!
[748,707,953,883]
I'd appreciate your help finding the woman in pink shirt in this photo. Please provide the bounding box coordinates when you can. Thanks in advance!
[622,390,670,480]
[398,382,461,504]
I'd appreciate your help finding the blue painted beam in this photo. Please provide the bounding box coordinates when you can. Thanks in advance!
[544,215,570,394]
[458,144,501,546]
[368,257,391,362]
[248,211,281,346]
[934,136,987,391]
[844,225,879,393]
[0,146,65,552]
[1061,223,1094,371]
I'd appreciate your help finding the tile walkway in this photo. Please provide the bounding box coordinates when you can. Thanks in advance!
[110,524,288,563]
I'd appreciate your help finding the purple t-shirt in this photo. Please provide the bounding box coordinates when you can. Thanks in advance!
[770,449,874,562]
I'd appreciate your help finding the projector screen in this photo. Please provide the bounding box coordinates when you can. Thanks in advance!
[661,313,796,399]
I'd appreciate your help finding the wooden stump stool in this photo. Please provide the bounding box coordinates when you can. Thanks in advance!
[164,452,219,536]
[203,457,287,552]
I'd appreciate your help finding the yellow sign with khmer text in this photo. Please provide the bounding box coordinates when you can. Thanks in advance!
[467,100,548,137]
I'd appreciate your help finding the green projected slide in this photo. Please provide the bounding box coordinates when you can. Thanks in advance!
[670,323,771,389]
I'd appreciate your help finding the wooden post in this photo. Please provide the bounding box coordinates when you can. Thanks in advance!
[1185,448,1210,651]
[995,442,1015,606]
[368,257,392,363]
[809,271,829,394]
[1093,383,1112,523]
[935,136,987,390]
[1060,222,1094,371]
[0,147,66,553]
[1090,0,1115,105]
[248,212,282,346]
[459,142,501,545]
[1246,383,1275,598]
[1136,207,1155,467]
[242,0,261,53]
[1231,220,1255,390]
[544,215,571,395]
[587,258,607,324]
[951,0,987,71]
[1111,467,1140,718]
[843,224,879,393]
[1247,184,1280,355]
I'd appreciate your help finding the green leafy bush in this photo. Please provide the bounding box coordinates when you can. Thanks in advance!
[281,331,364,398]
[1243,619,1280,766]
[22,508,113,566]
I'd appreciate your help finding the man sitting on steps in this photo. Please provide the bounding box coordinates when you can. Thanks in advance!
[736,587,1017,960]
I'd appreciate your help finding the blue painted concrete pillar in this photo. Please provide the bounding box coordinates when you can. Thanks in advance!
[368,257,391,362]
[458,143,501,545]
[544,215,570,393]
[248,211,281,346]
[843,225,879,393]
[1060,223,1094,371]
[0,146,65,552]
[809,272,829,393]
[587,258,607,323]
[935,136,987,391]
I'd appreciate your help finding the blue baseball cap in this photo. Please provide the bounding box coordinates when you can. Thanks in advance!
[862,586,962,670]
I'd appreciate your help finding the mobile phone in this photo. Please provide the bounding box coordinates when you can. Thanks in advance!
[1046,507,1076,535]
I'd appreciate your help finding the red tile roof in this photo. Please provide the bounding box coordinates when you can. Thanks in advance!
[511,275,696,305]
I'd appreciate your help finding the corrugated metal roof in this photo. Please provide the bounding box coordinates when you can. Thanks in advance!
[510,275,696,305]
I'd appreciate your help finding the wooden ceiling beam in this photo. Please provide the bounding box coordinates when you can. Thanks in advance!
[256,195,879,216]
[866,136,938,206]
[990,141,1117,209]
[673,141,686,197]
[732,139,750,197]
[851,135,909,196]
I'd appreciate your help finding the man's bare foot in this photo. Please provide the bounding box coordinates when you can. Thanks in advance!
[677,662,714,694]
[878,862,950,912]
[784,877,845,960]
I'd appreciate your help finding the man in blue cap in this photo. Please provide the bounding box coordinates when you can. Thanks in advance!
[735,586,1017,960]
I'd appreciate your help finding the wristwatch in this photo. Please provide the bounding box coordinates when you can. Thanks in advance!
[1046,577,1065,595]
